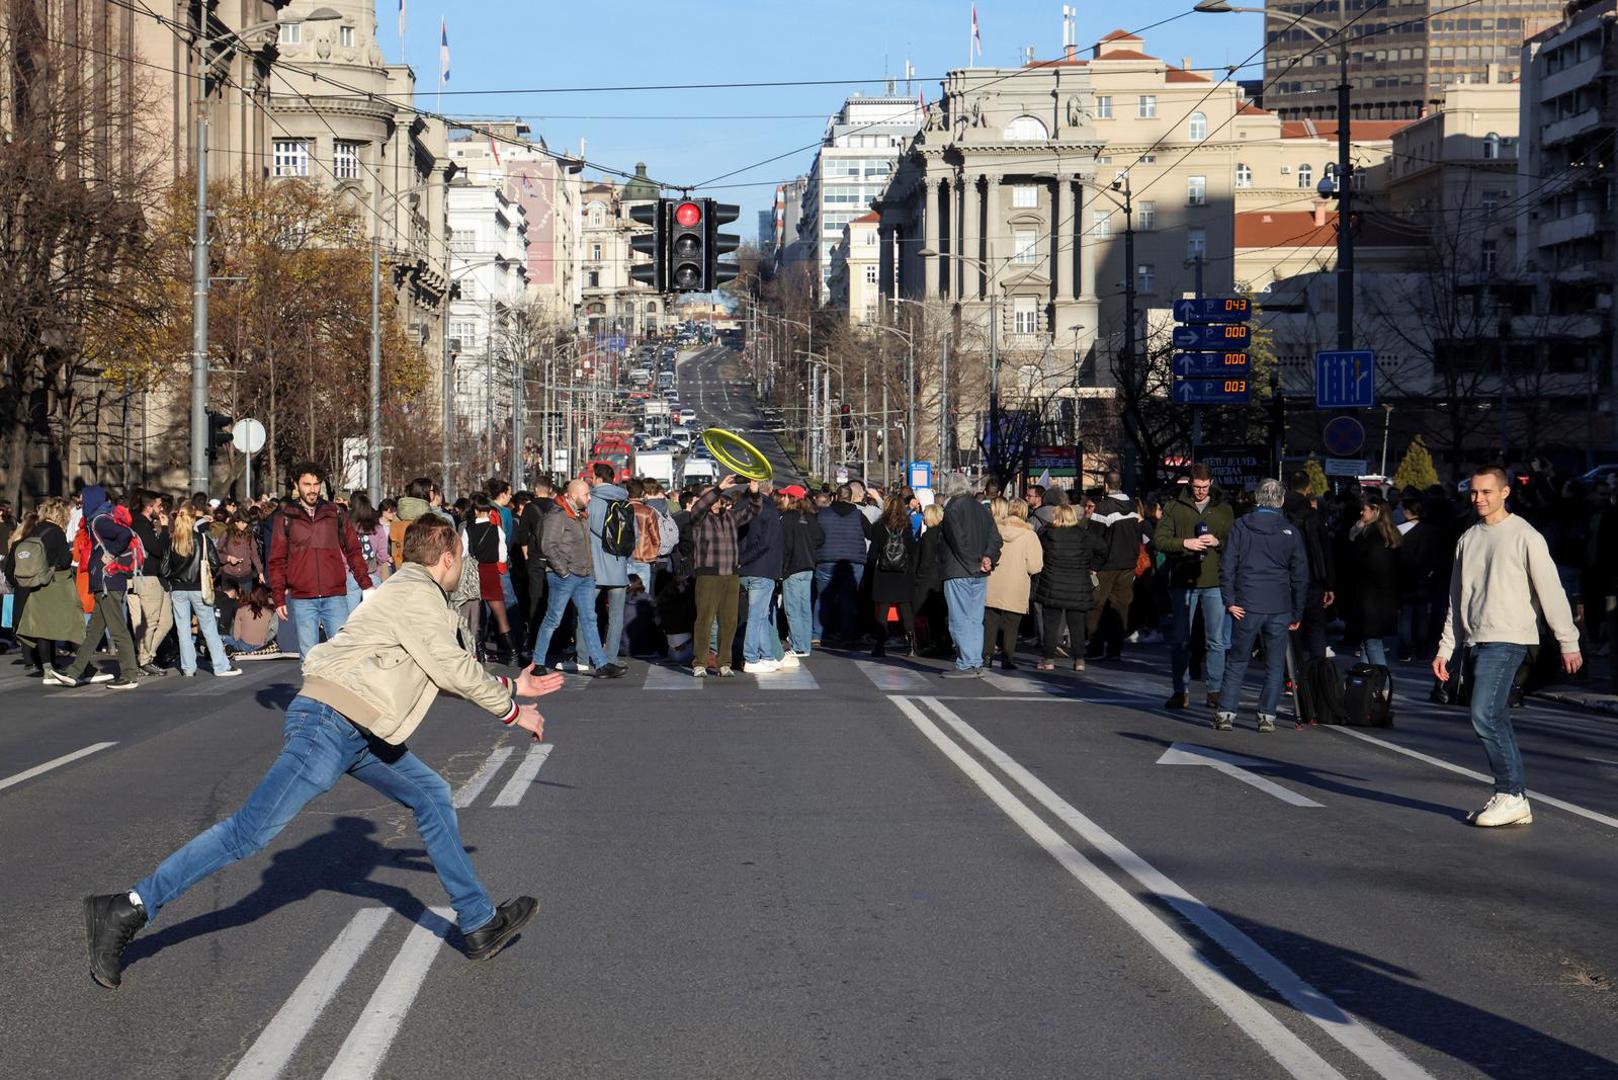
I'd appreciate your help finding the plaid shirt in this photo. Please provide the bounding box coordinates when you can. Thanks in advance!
[688,488,759,575]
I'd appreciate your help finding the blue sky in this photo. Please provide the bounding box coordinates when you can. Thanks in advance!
[387,1,1264,231]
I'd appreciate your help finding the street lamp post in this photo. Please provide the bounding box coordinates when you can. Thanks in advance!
[1197,0,1357,350]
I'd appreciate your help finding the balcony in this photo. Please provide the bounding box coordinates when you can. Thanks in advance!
[1538,211,1601,247]
[1542,108,1606,146]
[1539,56,1606,102]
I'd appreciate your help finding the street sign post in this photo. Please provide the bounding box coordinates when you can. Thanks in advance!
[1171,323,1250,351]
[1173,378,1252,405]
[232,417,266,500]
[1324,457,1368,477]
[1172,352,1250,378]
[1315,350,1376,409]
[1172,297,1252,324]
[908,461,933,490]
[1322,415,1366,457]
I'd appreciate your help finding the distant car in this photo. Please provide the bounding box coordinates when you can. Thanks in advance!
[690,444,714,461]
[678,408,697,425]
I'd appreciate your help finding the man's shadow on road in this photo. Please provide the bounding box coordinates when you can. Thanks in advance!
[122,816,470,970]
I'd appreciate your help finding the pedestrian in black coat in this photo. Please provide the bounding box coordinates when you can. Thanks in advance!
[1349,494,1402,666]
[911,505,948,655]
[867,495,920,656]
[1035,504,1110,670]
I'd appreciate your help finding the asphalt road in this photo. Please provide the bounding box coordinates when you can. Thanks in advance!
[4,362,1618,1077]
[679,344,803,486]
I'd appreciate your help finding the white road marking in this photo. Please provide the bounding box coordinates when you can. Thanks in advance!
[750,666,819,690]
[0,741,117,793]
[1156,743,1324,807]
[852,660,931,691]
[451,746,514,809]
[901,695,1434,1080]
[1324,726,1618,830]
[491,744,554,807]
[226,907,390,1080]
[644,664,702,690]
[321,906,455,1080]
[980,671,1064,695]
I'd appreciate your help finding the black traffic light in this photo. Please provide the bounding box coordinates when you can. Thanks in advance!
[206,410,233,462]
[706,201,740,289]
[628,201,665,291]
[668,199,706,292]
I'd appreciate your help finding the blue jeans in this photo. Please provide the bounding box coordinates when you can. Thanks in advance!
[288,594,350,660]
[781,571,813,655]
[1360,637,1389,667]
[171,590,231,675]
[626,560,653,591]
[944,576,988,670]
[812,561,864,641]
[132,696,495,933]
[739,576,781,662]
[1469,643,1529,795]
[576,585,625,665]
[532,573,607,669]
[1169,587,1230,695]
[1218,612,1292,718]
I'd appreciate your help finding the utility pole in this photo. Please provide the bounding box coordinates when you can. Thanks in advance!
[368,235,382,503]
[510,353,524,487]
[1121,174,1137,439]
[940,331,951,469]
[1336,40,1353,352]
[190,115,209,494]
[988,291,999,479]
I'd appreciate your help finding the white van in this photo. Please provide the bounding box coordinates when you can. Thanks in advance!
[680,457,719,485]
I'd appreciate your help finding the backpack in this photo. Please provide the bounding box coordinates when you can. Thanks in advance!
[877,525,909,573]
[1343,663,1394,727]
[11,536,54,588]
[599,499,637,558]
[1301,656,1349,725]
[389,517,410,569]
[630,502,661,562]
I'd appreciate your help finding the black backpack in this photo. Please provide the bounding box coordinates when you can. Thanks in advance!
[1343,663,1394,727]
[878,525,909,573]
[1302,656,1349,725]
[598,499,637,558]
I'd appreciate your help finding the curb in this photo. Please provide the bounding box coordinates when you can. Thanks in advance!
[1529,688,1618,717]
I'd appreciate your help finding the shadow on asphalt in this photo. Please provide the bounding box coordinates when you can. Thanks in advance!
[1205,911,1618,1077]
[1114,731,1467,821]
[254,683,299,712]
[122,817,461,970]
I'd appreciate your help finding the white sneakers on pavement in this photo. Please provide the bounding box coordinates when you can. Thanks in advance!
[777,652,800,670]
[748,658,781,674]
[1471,792,1533,827]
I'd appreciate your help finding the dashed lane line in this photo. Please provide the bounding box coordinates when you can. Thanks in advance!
[490,743,553,807]
[0,741,117,793]
[450,746,514,809]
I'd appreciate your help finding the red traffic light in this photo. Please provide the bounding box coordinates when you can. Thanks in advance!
[674,201,703,228]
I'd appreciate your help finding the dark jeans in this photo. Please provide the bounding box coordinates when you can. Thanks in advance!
[65,592,137,679]
[984,607,1023,664]
[1086,570,1134,656]
[1219,611,1292,718]
[1470,642,1529,794]
[874,601,915,641]
[813,561,864,641]
[1042,607,1089,661]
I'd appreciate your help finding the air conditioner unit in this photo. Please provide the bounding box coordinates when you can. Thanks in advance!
[1280,165,1292,174]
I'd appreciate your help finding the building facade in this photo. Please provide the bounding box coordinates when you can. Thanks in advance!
[446,178,529,429]
[578,165,668,341]
[1261,0,1563,121]
[826,212,883,325]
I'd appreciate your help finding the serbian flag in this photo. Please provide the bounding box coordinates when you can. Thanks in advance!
[971,3,983,61]
[489,132,501,166]
[397,0,406,42]
[439,18,450,84]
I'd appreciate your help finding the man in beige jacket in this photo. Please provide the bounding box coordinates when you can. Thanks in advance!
[83,515,564,989]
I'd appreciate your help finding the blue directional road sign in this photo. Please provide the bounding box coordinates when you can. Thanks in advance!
[1315,349,1376,409]
[1172,323,1250,351]
[1172,296,1251,324]
[1172,352,1250,378]
[1173,377,1252,405]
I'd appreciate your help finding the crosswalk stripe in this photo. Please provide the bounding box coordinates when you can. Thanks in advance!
[751,666,819,690]
[852,660,931,691]
[643,664,701,690]
[980,671,1065,695]
[451,746,514,808]
[320,907,455,1080]
[226,908,390,1080]
[0,741,117,793]
[491,744,553,807]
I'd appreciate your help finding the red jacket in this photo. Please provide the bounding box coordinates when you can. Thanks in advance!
[267,501,372,605]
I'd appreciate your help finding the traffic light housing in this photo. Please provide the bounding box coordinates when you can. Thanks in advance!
[707,201,740,289]
[669,199,706,292]
[628,202,665,291]
[206,410,233,462]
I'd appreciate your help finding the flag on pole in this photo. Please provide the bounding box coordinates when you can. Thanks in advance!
[439,18,451,84]
[1037,468,1052,488]
[397,0,406,45]
[488,132,501,166]
[971,3,983,63]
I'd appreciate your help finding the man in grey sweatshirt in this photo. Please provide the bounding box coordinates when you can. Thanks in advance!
[1434,465,1581,828]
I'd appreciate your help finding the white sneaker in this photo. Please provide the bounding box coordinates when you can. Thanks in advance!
[1471,792,1533,827]
[1324,646,1337,658]
[777,652,800,670]
[749,658,781,674]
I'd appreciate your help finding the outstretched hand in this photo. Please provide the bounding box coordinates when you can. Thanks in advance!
[516,666,566,699]
[512,703,546,743]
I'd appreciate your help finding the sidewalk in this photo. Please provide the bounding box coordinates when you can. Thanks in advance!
[1376,652,1618,718]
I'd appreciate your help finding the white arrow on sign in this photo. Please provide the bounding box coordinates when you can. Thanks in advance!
[1155,743,1323,807]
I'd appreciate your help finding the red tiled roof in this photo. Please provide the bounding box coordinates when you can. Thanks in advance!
[1025,56,1087,67]
[1236,209,1427,248]
[1099,28,1142,42]
[1094,48,1158,62]
[1165,67,1210,83]
[1237,101,1272,116]
[1280,119,1413,140]
[852,211,879,223]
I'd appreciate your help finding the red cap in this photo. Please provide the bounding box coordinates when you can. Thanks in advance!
[780,484,808,498]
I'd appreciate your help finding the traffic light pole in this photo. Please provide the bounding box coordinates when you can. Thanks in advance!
[1336,42,1353,352]
[190,116,210,495]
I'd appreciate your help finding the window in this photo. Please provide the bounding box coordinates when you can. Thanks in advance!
[1481,239,1497,274]
[1138,154,1157,165]
[1482,132,1501,159]
[1188,112,1207,141]
[1236,162,1253,188]
[1095,95,1113,119]
[1296,163,1313,188]
[333,140,361,180]
[1003,115,1049,141]
[1187,175,1206,207]
[450,230,475,254]
[277,22,300,44]
[1187,228,1207,260]
[591,242,602,262]
[272,139,308,177]
[1013,229,1038,265]
[447,320,476,349]
[588,203,605,227]
[1137,200,1156,230]
[587,270,600,288]
[339,25,355,47]
[1136,264,1156,294]
[864,265,878,284]
[1012,185,1038,208]
[1012,296,1040,335]
[1138,95,1157,118]
[1092,210,1111,238]
[460,278,479,300]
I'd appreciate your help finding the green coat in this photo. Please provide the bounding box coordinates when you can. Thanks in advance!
[1153,489,1235,589]
[18,573,84,642]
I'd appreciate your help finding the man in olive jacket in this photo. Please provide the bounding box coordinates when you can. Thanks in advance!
[84,516,566,990]
[1153,463,1235,709]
